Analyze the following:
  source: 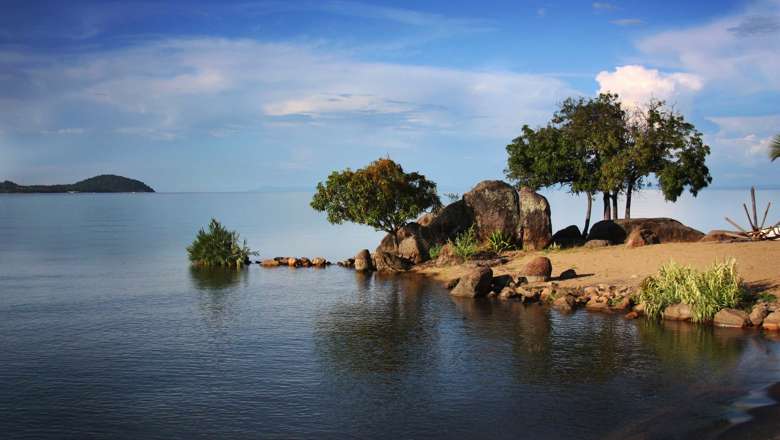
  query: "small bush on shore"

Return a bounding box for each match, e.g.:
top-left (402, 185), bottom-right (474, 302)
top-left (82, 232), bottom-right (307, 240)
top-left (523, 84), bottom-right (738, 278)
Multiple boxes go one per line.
top-left (187, 219), bottom-right (257, 269)
top-left (638, 259), bottom-right (746, 322)
top-left (451, 225), bottom-right (478, 259)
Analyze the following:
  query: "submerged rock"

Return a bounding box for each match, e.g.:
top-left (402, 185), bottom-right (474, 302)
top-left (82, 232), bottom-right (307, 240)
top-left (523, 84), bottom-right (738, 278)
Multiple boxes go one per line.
top-left (663, 303), bottom-right (693, 321)
top-left (354, 249), bottom-right (374, 271)
top-left (450, 267), bottom-right (493, 298)
top-left (714, 308), bottom-right (750, 328)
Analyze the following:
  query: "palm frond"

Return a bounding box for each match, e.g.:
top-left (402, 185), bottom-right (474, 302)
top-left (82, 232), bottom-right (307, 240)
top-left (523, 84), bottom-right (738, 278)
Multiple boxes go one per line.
top-left (771, 134), bottom-right (780, 162)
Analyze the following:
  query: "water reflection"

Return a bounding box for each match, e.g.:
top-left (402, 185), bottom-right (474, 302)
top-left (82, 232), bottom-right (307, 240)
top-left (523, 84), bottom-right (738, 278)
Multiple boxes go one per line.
top-left (188, 267), bottom-right (248, 290)
top-left (315, 273), bottom-right (438, 375)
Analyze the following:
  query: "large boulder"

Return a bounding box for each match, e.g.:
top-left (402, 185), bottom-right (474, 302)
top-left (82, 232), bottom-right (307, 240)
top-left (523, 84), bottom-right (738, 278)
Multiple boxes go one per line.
top-left (518, 187), bottom-right (552, 250)
top-left (450, 267), bottom-right (493, 298)
top-left (425, 199), bottom-right (474, 244)
top-left (763, 311), bottom-right (780, 331)
top-left (373, 250), bottom-right (413, 273)
top-left (625, 228), bottom-right (660, 248)
top-left (522, 256), bottom-right (552, 282)
top-left (354, 249), bottom-right (374, 271)
top-left (376, 223), bottom-right (430, 264)
top-left (588, 218), bottom-right (704, 244)
top-left (463, 180), bottom-right (522, 243)
top-left (663, 303), bottom-right (692, 321)
top-left (551, 225), bottom-right (584, 248)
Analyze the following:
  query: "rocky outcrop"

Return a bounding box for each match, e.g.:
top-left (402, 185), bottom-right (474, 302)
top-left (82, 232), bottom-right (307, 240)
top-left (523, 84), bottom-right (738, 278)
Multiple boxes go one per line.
top-left (522, 256), bottom-right (552, 282)
top-left (518, 187), bottom-right (552, 250)
top-left (551, 225), bottom-right (584, 248)
top-left (713, 308), bottom-right (749, 328)
top-left (373, 251), bottom-right (413, 272)
top-left (450, 267), bottom-right (493, 298)
top-left (625, 228), bottom-right (660, 248)
top-left (588, 218), bottom-right (704, 244)
top-left (376, 223), bottom-right (429, 264)
top-left (354, 249), bottom-right (374, 271)
top-left (462, 180), bottom-right (522, 243)
top-left (700, 230), bottom-right (749, 243)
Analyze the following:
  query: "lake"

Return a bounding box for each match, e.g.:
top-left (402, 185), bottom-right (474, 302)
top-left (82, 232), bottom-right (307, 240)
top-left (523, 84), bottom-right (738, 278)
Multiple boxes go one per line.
top-left (1, 190), bottom-right (779, 439)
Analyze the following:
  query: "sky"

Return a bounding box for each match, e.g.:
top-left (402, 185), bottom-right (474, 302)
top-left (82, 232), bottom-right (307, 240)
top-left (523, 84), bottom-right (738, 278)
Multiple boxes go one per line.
top-left (0, 0), bottom-right (778, 192)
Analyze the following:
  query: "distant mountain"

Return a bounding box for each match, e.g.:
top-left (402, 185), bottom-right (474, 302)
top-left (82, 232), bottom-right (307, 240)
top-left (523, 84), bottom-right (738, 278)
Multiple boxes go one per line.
top-left (0, 175), bottom-right (155, 193)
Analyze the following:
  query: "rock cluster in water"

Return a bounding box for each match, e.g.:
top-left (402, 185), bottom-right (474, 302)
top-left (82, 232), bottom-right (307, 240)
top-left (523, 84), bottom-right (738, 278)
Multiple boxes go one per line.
top-left (258, 257), bottom-right (331, 268)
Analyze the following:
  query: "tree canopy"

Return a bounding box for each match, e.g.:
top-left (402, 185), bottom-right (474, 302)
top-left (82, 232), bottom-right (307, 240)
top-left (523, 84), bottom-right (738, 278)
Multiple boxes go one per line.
top-left (311, 158), bottom-right (441, 236)
top-left (506, 93), bottom-right (712, 230)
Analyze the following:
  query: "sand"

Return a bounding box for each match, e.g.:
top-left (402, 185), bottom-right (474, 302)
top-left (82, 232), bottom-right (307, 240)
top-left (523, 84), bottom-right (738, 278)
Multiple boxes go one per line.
top-left (413, 240), bottom-right (780, 295)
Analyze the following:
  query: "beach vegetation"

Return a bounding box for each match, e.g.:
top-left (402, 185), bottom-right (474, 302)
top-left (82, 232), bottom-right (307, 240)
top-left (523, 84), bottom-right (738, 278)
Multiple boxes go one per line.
top-left (451, 225), bottom-right (478, 259)
top-left (637, 259), bottom-right (746, 322)
top-left (487, 230), bottom-right (514, 253)
top-left (187, 219), bottom-right (256, 269)
top-left (311, 158), bottom-right (440, 238)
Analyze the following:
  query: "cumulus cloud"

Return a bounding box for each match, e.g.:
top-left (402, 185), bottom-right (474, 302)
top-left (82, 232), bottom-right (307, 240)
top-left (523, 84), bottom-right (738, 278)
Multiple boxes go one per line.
top-left (636, 0), bottom-right (780, 93)
top-left (595, 65), bottom-right (703, 108)
top-left (706, 114), bottom-right (780, 162)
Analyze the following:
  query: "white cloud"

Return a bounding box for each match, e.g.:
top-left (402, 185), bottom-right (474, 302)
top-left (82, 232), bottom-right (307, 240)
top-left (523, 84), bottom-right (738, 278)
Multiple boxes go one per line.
top-left (596, 65), bottom-right (703, 108)
top-left (592, 2), bottom-right (617, 11)
top-left (706, 114), bottom-right (780, 162)
top-left (0, 38), bottom-right (575, 141)
top-left (636, 0), bottom-right (780, 93)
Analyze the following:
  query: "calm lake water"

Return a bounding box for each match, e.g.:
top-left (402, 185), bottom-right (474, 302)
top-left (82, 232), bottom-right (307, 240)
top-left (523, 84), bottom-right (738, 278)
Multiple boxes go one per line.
top-left (1, 190), bottom-right (779, 439)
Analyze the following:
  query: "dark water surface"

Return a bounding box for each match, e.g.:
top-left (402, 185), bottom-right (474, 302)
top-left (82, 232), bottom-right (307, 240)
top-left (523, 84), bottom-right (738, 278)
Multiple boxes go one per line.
top-left (1, 193), bottom-right (779, 439)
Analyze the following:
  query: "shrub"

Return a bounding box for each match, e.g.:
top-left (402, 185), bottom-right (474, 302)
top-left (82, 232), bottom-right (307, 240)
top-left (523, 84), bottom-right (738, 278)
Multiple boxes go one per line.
top-left (637, 259), bottom-right (746, 322)
top-left (187, 219), bottom-right (257, 269)
top-left (428, 243), bottom-right (443, 260)
top-left (487, 230), bottom-right (513, 253)
top-left (451, 225), bottom-right (478, 259)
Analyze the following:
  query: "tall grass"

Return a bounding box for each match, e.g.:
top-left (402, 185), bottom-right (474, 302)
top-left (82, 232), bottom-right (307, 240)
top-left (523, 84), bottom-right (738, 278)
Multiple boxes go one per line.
top-left (637, 259), bottom-right (746, 322)
top-left (451, 225), bottom-right (478, 259)
top-left (187, 218), bottom-right (257, 269)
top-left (487, 230), bottom-right (514, 253)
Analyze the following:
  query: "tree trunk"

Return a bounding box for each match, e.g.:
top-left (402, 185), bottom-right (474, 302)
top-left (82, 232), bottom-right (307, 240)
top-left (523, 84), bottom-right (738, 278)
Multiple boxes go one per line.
top-left (611, 192), bottom-right (619, 220)
top-left (603, 192), bottom-right (612, 220)
top-left (583, 191), bottom-right (592, 236)
top-left (625, 181), bottom-right (633, 219)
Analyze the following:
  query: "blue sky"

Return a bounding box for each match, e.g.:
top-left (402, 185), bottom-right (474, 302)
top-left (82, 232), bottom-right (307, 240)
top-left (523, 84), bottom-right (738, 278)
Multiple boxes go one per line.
top-left (1, 0), bottom-right (778, 191)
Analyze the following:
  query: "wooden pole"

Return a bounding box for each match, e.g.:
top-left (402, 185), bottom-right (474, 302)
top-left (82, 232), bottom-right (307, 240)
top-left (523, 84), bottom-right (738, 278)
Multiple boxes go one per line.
top-left (726, 217), bottom-right (750, 235)
top-left (743, 204), bottom-right (756, 230)
top-left (751, 187), bottom-right (758, 230)
top-left (759, 202), bottom-right (771, 230)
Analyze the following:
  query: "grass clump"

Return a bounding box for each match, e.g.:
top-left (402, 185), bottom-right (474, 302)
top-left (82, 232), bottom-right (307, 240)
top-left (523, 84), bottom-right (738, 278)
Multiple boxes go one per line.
top-left (637, 259), bottom-right (746, 323)
top-left (487, 230), bottom-right (514, 253)
top-left (187, 218), bottom-right (257, 269)
top-left (428, 243), bottom-right (443, 260)
top-left (451, 225), bottom-right (478, 259)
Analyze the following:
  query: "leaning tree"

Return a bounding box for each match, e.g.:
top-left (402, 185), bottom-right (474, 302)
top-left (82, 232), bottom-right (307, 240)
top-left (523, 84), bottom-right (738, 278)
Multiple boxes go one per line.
top-left (310, 158), bottom-right (440, 242)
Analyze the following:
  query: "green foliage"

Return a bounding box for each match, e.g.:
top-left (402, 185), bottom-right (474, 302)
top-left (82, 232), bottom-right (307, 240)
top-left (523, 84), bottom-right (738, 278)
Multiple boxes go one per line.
top-left (187, 219), bottom-right (256, 269)
top-left (310, 158), bottom-right (440, 235)
top-left (487, 230), bottom-right (514, 253)
top-left (637, 259), bottom-right (746, 323)
top-left (771, 134), bottom-right (780, 162)
top-left (428, 243), bottom-right (443, 260)
top-left (451, 225), bottom-right (478, 259)
top-left (757, 292), bottom-right (777, 303)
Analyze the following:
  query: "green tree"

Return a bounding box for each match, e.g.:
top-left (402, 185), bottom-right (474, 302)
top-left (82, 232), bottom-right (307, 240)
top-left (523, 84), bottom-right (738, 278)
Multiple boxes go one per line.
top-left (311, 158), bottom-right (440, 240)
top-left (771, 134), bottom-right (780, 162)
top-left (187, 219), bottom-right (256, 269)
top-left (506, 94), bottom-right (625, 234)
top-left (603, 100), bottom-right (712, 218)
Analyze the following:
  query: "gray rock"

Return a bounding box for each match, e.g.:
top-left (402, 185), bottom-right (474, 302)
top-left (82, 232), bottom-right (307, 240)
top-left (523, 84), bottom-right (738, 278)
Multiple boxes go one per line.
top-left (451, 267), bottom-right (494, 298)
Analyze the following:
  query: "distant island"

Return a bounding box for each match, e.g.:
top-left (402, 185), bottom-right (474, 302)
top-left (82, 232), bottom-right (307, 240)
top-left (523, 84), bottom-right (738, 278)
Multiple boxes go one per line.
top-left (0, 175), bottom-right (155, 193)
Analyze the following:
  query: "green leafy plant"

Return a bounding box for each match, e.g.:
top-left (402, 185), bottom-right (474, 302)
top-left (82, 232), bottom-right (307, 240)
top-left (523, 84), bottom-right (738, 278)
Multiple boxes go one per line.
top-left (757, 292), bottom-right (778, 303)
top-left (637, 259), bottom-right (746, 322)
top-left (428, 243), bottom-right (443, 260)
top-left (487, 230), bottom-right (514, 253)
top-left (451, 225), bottom-right (478, 259)
top-left (187, 219), bottom-right (257, 269)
